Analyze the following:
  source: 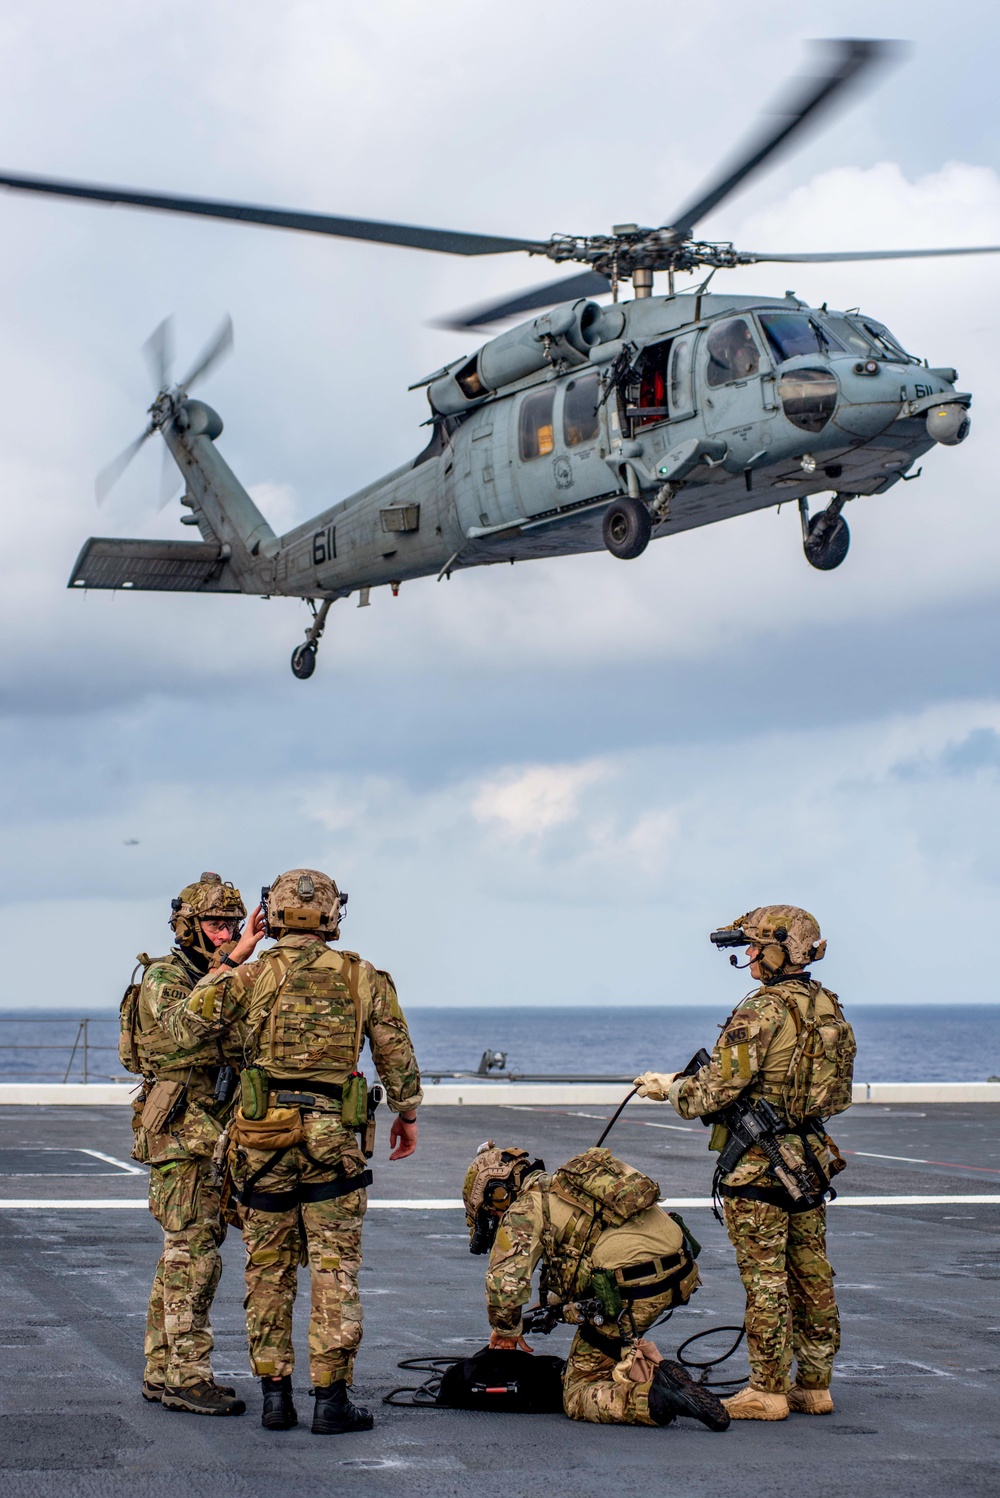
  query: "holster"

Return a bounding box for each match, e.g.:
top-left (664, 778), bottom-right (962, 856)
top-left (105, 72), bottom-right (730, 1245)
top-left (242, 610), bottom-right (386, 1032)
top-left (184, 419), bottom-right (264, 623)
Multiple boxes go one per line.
top-left (141, 1079), bottom-right (186, 1135)
top-left (229, 1106), bottom-right (305, 1151)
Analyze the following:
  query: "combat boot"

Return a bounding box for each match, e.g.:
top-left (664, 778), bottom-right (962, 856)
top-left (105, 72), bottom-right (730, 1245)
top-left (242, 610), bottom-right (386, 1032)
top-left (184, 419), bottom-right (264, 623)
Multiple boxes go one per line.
top-left (312, 1379), bottom-right (374, 1435)
top-left (144, 1377), bottom-right (235, 1403)
top-left (722, 1385), bottom-right (789, 1421)
top-left (648, 1361), bottom-right (730, 1432)
top-left (788, 1384), bottom-right (834, 1415)
top-left (162, 1379), bottom-right (246, 1416)
top-left (261, 1375), bottom-right (298, 1430)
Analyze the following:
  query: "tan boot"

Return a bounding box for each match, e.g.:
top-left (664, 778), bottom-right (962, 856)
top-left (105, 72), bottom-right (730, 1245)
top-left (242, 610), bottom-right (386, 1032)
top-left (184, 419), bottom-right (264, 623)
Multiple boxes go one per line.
top-left (721, 1385), bottom-right (789, 1421)
top-left (788, 1385), bottom-right (834, 1415)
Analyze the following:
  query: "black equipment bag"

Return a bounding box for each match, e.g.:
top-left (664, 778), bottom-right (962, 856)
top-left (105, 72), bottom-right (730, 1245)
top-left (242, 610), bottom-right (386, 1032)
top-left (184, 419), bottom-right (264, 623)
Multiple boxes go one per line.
top-left (384, 1346), bottom-right (565, 1413)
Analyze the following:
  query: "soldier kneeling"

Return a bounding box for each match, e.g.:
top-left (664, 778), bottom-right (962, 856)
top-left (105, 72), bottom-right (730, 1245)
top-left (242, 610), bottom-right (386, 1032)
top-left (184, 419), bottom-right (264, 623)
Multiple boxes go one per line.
top-left (462, 1143), bottom-right (729, 1431)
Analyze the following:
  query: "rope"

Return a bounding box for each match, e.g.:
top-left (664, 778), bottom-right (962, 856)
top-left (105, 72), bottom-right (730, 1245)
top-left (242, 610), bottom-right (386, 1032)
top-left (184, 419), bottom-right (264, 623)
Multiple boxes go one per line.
top-left (673, 1323), bottom-right (747, 1388)
top-left (595, 1086), bottom-right (638, 1147)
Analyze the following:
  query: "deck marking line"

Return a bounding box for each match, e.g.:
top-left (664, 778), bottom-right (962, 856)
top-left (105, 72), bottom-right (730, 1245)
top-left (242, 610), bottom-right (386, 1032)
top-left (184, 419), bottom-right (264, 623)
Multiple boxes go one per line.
top-left (3, 1194), bottom-right (1000, 1211)
top-left (78, 1148), bottom-right (145, 1175)
top-left (844, 1150), bottom-right (1000, 1175)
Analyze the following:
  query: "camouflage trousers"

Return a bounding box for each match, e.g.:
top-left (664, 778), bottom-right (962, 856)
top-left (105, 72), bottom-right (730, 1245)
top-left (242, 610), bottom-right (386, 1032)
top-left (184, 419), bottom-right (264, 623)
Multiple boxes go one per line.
top-left (144, 1157), bottom-right (225, 1389)
top-left (562, 1282), bottom-right (679, 1425)
top-left (723, 1196), bottom-right (840, 1393)
top-left (237, 1117), bottom-right (369, 1387)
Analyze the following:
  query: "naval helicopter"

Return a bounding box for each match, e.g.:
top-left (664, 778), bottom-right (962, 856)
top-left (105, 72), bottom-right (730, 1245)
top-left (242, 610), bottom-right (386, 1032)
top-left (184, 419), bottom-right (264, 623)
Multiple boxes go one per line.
top-left (2, 38), bottom-right (993, 678)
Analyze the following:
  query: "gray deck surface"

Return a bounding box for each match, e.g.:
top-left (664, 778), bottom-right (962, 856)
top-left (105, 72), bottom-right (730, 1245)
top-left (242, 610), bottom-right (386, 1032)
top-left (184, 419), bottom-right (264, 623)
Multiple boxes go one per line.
top-left (0, 1101), bottom-right (997, 1497)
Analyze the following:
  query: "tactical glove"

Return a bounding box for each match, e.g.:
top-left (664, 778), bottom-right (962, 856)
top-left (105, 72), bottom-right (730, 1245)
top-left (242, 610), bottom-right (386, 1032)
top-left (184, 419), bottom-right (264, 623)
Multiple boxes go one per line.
top-left (633, 1071), bottom-right (678, 1101)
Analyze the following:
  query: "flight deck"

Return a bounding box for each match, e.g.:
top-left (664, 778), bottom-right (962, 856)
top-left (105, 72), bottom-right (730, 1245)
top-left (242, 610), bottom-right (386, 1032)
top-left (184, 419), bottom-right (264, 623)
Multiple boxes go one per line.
top-left (0, 1100), bottom-right (997, 1497)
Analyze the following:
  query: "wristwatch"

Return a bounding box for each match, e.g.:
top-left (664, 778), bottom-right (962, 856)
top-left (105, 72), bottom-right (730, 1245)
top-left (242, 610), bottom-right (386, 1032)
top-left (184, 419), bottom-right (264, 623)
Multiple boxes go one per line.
top-left (398, 1111), bottom-right (417, 1124)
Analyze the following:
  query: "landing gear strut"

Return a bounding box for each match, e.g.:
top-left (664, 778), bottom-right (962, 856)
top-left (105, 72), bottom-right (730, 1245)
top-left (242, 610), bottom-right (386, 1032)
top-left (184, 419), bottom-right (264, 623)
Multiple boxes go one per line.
top-left (291, 597), bottom-right (333, 679)
top-left (800, 495), bottom-right (851, 571)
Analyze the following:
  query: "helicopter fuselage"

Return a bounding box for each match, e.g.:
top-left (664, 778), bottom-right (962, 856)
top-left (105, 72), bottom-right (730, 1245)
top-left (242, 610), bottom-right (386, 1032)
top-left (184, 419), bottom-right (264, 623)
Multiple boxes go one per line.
top-left (69, 288), bottom-right (970, 630)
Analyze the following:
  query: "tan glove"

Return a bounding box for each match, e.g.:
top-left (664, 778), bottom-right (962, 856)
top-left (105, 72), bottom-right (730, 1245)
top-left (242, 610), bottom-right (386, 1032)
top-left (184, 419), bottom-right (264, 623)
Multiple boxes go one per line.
top-left (633, 1070), bottom-right (678, 1101)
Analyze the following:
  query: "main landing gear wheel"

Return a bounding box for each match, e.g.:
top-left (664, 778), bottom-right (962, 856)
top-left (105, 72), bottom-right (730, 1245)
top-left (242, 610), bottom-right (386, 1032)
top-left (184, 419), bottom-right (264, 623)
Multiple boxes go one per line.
top-left (800, 496), bottom-right (851, 571)
top-left (603, 496), bottom-right (652, 560)
top-left (291, 643), bottom-right (317, 679)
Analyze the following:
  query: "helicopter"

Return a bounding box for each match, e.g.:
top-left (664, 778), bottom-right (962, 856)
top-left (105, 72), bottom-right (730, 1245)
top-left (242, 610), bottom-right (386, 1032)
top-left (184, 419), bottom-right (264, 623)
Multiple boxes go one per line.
top-left (2, 38), bottom-right (993, 678)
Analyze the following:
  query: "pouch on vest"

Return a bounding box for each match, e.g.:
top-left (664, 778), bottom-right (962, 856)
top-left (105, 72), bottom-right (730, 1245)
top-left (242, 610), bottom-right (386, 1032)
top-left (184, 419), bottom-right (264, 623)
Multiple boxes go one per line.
top-left (551, 1148), bottom-right (660, 1227)
top-left (118, 954), bottom-right (152, 1074)
top-left (141, 1079), bottom-right (186, 1134)
top-left (341, 1071), bottom-right (367, 1129)
top-left (438, 1348), bottom-right (565, 1413)
top-left (240, 1066), bottom-right (270, 1121)
top-left (668, 1210), bottom-right (702, 1260)
top-left (229, 1106), bottom-right (305, 1151)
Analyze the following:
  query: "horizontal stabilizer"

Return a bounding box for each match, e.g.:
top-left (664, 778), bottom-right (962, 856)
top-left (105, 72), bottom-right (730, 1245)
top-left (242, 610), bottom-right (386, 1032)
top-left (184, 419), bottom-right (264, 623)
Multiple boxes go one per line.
top-left (67, 537), bottom-right (240, 592)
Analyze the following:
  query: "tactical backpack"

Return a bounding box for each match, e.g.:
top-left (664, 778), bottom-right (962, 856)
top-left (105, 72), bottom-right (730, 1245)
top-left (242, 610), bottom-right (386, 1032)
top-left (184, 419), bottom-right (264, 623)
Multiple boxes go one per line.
top-left (118, 954), bottom-right (152, 1075)
top-left (775, 981), bottom-right (856, 1122)
top-left (550, 1148), bottom-right (661, 1226)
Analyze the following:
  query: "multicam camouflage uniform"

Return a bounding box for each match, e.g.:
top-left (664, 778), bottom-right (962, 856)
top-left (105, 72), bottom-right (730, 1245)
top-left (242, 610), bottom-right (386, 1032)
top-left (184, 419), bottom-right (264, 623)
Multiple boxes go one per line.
top-left (132, 946), bottom-right (243, 1393)
top-left (668, 972), bottom-right (850, 1393)
top-left (165, 934), bottom-right (422, 1389)
top-left (485, 1166), bottom-right (699, 1424)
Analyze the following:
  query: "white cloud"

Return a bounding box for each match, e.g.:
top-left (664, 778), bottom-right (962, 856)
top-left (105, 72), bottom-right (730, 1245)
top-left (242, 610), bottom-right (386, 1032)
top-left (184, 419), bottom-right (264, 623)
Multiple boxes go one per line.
top-left (472, 761), bottom-right (607, 839)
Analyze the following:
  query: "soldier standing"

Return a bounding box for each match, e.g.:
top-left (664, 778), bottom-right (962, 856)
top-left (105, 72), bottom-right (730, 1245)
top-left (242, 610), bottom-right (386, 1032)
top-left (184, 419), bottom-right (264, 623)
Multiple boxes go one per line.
top-left (635, 906), bottom-right (856, 1421)
top-left (121, 873), bottom-right (251, 1415)
top-left (164, 868), bottom-right (422, 1436)
top-left (462, 1143), bottom-right (729, 1431)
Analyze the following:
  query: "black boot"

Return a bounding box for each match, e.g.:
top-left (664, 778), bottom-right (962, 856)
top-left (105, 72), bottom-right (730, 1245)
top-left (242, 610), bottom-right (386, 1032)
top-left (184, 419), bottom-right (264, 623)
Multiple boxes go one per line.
top-left (312, 1379), bottom-right (374, 1435)
top-left (648, 1361), bottom-right (730, 1432)
top-left (261, 1375), bottom-right (298, 1431)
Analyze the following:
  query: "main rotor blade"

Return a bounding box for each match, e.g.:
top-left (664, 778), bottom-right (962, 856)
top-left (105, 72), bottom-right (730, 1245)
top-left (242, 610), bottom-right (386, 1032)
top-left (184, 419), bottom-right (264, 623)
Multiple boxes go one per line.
top-left (666, 38), bottom-right (901, 238)
top-left (178, 314), bottom-right (234, 391)
top-left (142, 315), bottom-right (174, 393)
top-left (741, 244), bottom-right (1000, 263)
top-left (0, 170), bottom-right (543, 257)
top-left (95, 428), bottom-right (152, 505)
top-left (437, 270), bottom-right (612, 329)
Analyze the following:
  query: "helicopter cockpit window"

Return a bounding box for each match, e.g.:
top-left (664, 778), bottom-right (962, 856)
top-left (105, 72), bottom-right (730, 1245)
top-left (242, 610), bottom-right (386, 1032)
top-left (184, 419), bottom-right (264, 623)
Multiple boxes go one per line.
top-left (519, 388), bottom-right (556, 460)
top-left (822, 316), bottom-right (874, 359)
top-left (563, 373), bottom-right (601, 446)
top-left (705, 319), bottom-right (760, 387)
top-left (757, 312), bottom-right (846, 363)
top-left (861, 319), bottom-right (918, 363)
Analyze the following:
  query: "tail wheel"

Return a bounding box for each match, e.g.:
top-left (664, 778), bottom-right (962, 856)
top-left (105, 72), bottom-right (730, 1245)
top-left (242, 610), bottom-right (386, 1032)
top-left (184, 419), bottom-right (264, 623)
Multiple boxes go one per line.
top-left (804, 512), bottom-right (850, 571)
top-left (603, 496), bottom-right (652, 560)
top-left (291, 643), bottom-right (317, 679)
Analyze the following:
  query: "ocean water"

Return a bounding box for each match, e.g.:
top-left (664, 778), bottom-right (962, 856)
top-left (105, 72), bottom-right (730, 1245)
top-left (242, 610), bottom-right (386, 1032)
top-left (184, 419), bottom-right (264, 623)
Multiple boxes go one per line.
top-left (1, 1005), bottom-right (998, 1084)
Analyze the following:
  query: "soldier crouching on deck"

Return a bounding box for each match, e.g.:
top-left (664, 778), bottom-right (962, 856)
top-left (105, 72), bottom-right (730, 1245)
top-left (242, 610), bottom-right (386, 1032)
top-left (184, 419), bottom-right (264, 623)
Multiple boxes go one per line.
top-left (119, 873), bottom-right (249, 1415)
top-left (635, 906), bottom-right (857, 1421)
top-left (462, 1143), bottom-right (730, 1431)
top-left (162, 868), bottom-right (422, 1436)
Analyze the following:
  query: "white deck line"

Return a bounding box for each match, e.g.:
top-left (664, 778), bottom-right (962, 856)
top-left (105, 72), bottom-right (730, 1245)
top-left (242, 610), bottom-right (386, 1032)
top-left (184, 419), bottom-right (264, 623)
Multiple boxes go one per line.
top-left (2, 1194), bottom-right (999, 1211)
top-left (2, 1081), bottom-right (1000, 1106)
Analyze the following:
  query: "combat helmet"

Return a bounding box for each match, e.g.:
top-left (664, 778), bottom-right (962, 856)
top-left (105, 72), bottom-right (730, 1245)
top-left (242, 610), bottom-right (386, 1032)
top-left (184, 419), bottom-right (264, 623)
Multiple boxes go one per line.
top-left (170, 872), bottom-right (246, 965)
top-left (462, 1141), bottom-right (543, 1255)
top-left (263, 868), bottom-right (346, 940)
top-left (710, 905), bottom-right (826, 979)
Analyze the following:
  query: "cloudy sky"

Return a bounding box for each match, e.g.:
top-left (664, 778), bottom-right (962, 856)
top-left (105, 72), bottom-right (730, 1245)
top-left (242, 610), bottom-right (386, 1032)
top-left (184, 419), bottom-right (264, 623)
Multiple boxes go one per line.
top-left (2, 0), bottom-right (999, 1012)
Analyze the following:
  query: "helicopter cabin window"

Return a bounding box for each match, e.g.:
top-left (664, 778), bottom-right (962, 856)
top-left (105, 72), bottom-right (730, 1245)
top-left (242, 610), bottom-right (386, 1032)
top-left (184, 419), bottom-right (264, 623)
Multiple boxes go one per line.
top-left (757, 312), bottom-right (846, 364)
top-left (563, 374), bottom-right (601, 446)
top-left (705, 319), bottom-right (760, 387)
top-left (519, 388), bottom-right (556, 460)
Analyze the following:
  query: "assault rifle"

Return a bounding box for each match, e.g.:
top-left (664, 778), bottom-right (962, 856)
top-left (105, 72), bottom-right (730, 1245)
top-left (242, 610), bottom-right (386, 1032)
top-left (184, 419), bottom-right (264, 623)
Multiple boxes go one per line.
top-left (681, 1048), bottom-right (827, 1209)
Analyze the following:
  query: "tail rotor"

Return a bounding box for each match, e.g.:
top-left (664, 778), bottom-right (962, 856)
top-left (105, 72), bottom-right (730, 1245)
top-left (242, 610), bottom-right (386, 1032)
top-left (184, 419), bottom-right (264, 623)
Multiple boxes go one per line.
top-left (95, 314), bottom-right (234, 506)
